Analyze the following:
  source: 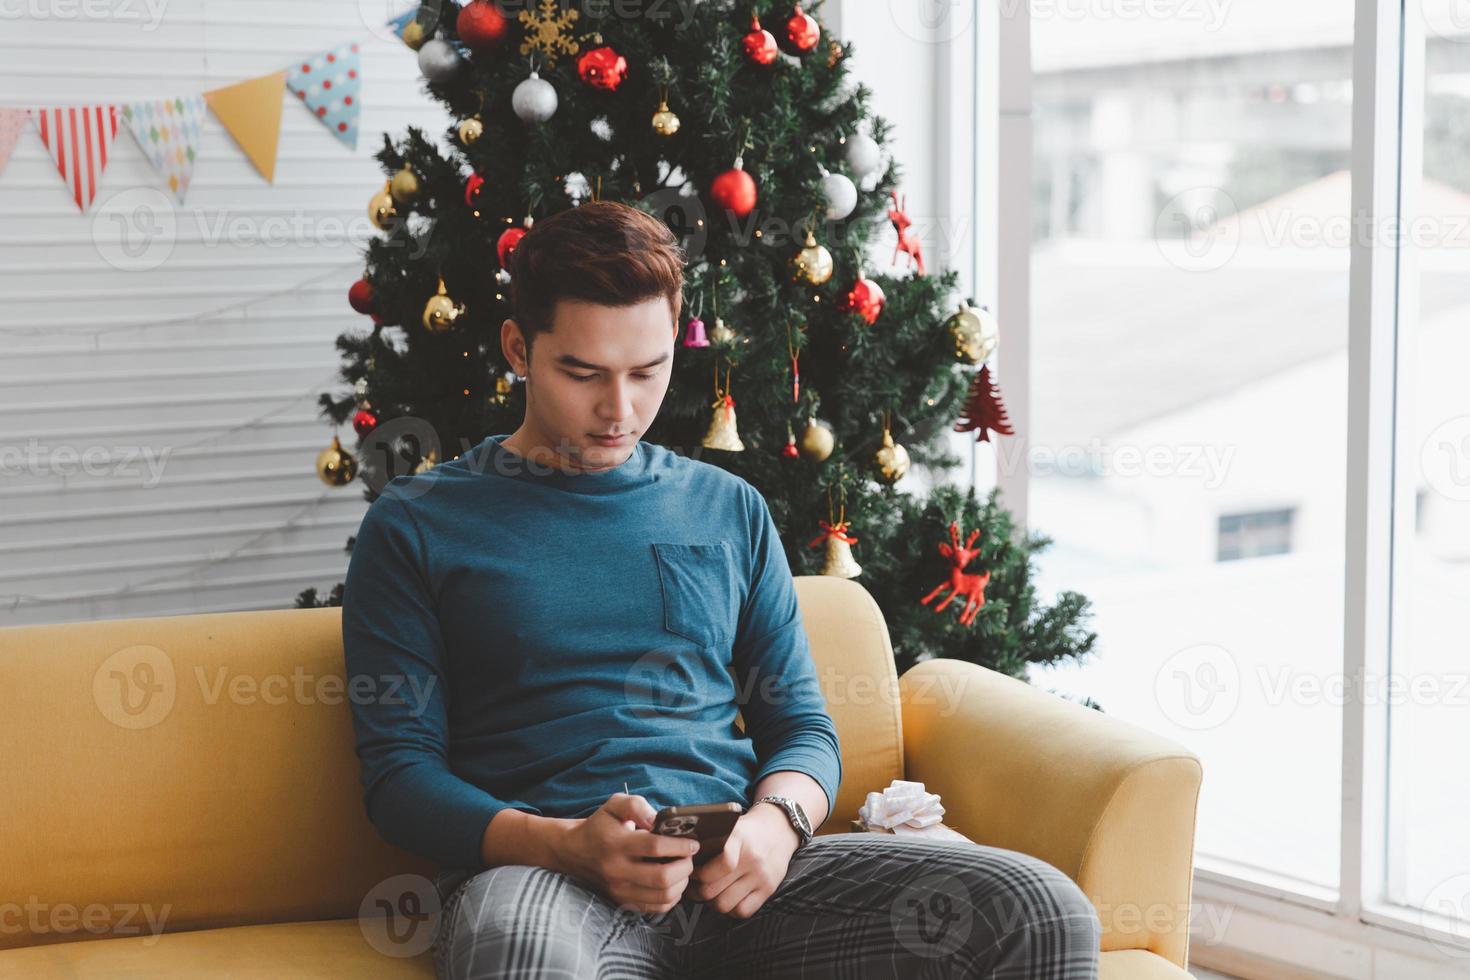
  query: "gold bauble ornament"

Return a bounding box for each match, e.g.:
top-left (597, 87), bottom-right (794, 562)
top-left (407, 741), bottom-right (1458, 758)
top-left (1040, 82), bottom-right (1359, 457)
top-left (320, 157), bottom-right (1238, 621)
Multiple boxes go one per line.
top-left (369, 180), bottom-right (398, 230)
top-left (316, 435), bottom-right (357, 486)
top-left (945, 301), bottom-right (1000, 365)
top-left (413, 448), bottom-right (440, 474)
top-left (701, 393), bottom-right (745, 451)
top-left (402, 19), bottom-right (428, 50)
top-left (651, 99), bottom-right (681, 137)
top-left (791, 229), bottom-right (834, 285)
top-left (708, 316), bottom-right (735, 345)
top-left (390, 166), bottom-right (421, 204)
top-left (422, 276), bottom-right (466, 332)
top-left (458, 115), bottom-right (484, 145)
top-left (873, 426), bottom-right (910, 484)
top-left (490, 375), bottom-right (513, 406)
top-left (798, 416), bottom-right (834, 461)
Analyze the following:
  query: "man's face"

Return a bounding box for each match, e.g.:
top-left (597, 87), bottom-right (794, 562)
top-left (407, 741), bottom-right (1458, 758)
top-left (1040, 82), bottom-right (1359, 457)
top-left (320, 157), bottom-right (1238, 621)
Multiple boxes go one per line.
top-left (503, 295), bottom-right (678, 473)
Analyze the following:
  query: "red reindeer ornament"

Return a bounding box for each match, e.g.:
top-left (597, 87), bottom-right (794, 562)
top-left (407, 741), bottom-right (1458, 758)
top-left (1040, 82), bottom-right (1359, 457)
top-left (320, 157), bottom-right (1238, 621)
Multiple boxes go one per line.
top-left (888, 190), bottom-right (925, 276)
top-left (919, 521), bottom-right (991, 626)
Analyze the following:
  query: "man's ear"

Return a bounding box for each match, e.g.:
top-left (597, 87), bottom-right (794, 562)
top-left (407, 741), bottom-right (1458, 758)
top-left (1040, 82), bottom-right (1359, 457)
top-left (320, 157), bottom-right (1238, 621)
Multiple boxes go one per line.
top-left (502, 317), bottom-right (529, 375)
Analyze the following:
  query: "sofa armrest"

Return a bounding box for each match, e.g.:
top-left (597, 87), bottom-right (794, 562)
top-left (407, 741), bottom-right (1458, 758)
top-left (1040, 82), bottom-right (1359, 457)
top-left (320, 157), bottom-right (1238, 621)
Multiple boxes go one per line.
top-left (898, 658), bottom-right (1203, 970)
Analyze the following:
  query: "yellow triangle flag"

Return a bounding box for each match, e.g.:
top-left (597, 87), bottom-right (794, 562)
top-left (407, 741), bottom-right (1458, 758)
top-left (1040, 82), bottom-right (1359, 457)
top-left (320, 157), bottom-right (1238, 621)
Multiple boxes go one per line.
top-left (204, 71), bottom-right (286, 183)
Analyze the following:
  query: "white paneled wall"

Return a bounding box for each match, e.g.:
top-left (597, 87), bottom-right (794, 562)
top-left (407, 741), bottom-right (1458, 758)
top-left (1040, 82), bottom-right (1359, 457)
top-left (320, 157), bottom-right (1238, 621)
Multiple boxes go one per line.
top-left (0, 0), bottom-right (450, 626)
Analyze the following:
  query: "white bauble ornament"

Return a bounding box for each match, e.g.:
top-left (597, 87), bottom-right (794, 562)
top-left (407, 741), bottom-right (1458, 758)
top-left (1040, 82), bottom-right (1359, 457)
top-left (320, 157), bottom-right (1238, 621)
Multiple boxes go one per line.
top-left (845, 132), bottom-right (881, 178)
top-left (513, 71), bottom-right (558, 123)
top-left (822, 171), bottom-right (858, 220)
top-left (417, 39), bottom-right (464, 82)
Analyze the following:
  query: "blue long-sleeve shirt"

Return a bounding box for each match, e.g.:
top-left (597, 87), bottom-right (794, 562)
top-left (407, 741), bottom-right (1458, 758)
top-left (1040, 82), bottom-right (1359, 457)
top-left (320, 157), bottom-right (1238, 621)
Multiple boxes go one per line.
top-left (341, 433), bottom-right (842, 871)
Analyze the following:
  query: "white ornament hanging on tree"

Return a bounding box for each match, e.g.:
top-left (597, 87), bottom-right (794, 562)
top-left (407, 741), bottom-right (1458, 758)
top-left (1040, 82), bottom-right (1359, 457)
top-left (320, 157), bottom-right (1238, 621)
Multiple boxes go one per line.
top-left (821, 169), bottom-right (858, 220)
top-left (417, 39), bottom-right (464, 82)
top-left (845, 132), bottom-right (881, 179)
top-left (513, 71), bottom-right (558, 123)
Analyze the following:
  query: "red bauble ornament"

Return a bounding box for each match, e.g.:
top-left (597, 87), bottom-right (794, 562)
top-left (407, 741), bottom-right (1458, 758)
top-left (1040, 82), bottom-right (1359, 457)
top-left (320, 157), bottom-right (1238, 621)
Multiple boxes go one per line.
top-left (782, 432), bottom-right (800, 459)
top-left (456, 1), bottom-right (509, 52)
top-left (352, 407), bottom-right (379, 437)
top-left (742, 14), bottom-right (779, 65)
top-left (464, 172), bottom-right (485, 212)
top-left (710, 162), bottom-right (757, 218)
top-left (784, 5), bottom-right (820, 53)
top-left (840, 275), bottom-right (886, 324)
top-left (577, 45), bottom-right (628, 91)
top-left (348, 278), bottom-right (375, 315)
top-left (370, 311), bottom-right (385, 326)
top-left (497, 225), bottom-right (527, 267)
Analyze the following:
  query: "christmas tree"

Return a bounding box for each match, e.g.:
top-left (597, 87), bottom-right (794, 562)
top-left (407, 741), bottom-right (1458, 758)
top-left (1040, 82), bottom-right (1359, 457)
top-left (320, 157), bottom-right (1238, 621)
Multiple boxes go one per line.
top-left (299, 0), bottom-right (1096, 680)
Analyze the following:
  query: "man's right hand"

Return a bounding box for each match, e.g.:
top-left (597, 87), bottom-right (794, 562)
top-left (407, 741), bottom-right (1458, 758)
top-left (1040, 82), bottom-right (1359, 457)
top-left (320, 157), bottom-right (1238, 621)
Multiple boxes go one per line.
top-left (554, 792), bottom-right (700, 915)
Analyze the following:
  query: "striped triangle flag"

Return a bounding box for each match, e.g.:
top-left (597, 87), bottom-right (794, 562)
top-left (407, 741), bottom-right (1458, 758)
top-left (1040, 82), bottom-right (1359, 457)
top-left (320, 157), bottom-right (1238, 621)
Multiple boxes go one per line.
top-left (0, 108), bottom-right (29, 179)
top-left (33, 105), bottom-right (119, 212)
top-left (286, 42), bottom-right (362, 150)
top-left (122, 95), bottom-right (207, 203)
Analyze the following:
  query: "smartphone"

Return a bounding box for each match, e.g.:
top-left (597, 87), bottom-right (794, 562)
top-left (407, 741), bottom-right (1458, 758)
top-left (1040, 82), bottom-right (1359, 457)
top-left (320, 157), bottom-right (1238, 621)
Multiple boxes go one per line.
top-left (645, 802), bottom-right (744, 864)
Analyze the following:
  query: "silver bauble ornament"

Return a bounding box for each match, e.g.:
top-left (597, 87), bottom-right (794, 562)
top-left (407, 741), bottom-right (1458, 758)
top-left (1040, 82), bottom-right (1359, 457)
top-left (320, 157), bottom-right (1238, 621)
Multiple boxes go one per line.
top-left (417, 38), bottom-right (464, 83)
top-left (513, 71), bottom-right (558, 123)
top-left (822, 171), bottom-right (858, 220)
top-left (845, 132), bottom-right (881, 178)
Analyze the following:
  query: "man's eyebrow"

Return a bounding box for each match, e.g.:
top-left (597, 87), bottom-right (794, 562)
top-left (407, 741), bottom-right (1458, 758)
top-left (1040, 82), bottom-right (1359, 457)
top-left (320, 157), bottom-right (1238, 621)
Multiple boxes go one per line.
top-left (554, 352), bottom-right (671, 371)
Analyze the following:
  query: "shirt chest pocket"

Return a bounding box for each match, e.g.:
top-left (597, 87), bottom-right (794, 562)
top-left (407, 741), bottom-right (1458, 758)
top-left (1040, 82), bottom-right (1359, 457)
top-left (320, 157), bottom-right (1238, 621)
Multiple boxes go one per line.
top-left (652, 541), bottom-right (739, 650)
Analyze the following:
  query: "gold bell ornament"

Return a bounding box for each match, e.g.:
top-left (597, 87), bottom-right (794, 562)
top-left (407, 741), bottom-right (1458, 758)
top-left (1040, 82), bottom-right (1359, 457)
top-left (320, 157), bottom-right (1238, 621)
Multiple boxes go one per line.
top-left (873, 411), bottom-right (910, 484)
top-left (945, 300), bottom-right (999, 366)
top-left (316, 435), bottom-right (358, 486)
top-left (701, 363), bottom-right (745, 452)
top-left (651, 86), bottom-right (680, 136)
top-left (458, 92), bottom-right (486, 145)
top-left (489, 373), bottom-right (514, 406)
top-left (422, 276), bottom-right (466, 332)
top-left (807, 504), bottom-right (862, 579)
top-left (798, 415), bottom-right (834, 461)
top-left (390, 165), bottom-right (421, 204)
top-left (368, 180), bottom-right (398, 230)
top-left (791, 227), bottom-right (834, 285)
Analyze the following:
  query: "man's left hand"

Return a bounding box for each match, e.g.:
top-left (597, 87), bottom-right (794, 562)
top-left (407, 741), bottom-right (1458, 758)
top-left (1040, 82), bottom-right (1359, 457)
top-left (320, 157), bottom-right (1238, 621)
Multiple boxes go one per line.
top-left (688, 803), bottom-right (800, 918)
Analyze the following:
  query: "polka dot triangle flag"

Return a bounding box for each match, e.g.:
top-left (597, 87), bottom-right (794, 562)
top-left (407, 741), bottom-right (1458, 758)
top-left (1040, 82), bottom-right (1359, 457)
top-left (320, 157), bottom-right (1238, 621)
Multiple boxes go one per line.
top-left (0, 108), bottom-right (29, 179)
top-left (33, 105), bottom-right (120, 213)
top-left (286, 42), bottom-right (361, 151)
top-left (121, 95), bottom-right (206, 203)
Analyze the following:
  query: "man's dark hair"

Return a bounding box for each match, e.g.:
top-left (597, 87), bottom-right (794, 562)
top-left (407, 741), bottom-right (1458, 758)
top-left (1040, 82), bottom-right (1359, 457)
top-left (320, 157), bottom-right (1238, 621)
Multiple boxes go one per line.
top-left (508, 200), bottom-right (686, 360)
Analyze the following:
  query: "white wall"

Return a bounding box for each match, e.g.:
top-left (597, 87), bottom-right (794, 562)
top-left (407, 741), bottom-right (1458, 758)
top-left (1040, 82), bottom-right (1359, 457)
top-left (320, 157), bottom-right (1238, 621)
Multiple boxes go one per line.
top-left (0, 1), bottom-right (958, 627)
top-left (0, 0), bottom-right (451, 627)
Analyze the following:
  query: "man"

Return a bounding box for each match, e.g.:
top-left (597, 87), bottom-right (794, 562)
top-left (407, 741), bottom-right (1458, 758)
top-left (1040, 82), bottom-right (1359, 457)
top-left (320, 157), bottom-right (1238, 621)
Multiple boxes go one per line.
top-left (342, 201), bottom-right (1100, 978)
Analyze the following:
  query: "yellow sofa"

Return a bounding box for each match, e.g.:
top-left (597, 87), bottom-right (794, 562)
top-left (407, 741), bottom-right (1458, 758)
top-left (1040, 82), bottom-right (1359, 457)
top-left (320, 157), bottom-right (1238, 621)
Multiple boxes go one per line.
top-left (0, 575), bottom-right (1201, 978)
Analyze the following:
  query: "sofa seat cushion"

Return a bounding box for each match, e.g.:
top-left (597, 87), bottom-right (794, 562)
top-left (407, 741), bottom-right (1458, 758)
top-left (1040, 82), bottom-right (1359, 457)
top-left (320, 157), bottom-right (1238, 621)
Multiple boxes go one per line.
top-left (1100, 948), bottom-right (1197, 979)
top-left (0, 918), bottom-right (434, 979)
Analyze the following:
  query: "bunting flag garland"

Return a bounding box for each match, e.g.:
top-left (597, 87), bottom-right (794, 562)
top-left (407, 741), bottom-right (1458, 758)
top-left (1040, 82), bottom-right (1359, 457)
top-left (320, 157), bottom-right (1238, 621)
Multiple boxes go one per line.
top-left (33, 105), bottom-right (120, 212)
top-left (121, 96), bottom-right (206, 203)
top-left (386, 8), bottom-right (416, 38)
top-left (204, 71), bottom-right (287, 183)
top-left (287, 42), bottom-right (363, 150)
top-left (0, 108), bottom-right (28, 179)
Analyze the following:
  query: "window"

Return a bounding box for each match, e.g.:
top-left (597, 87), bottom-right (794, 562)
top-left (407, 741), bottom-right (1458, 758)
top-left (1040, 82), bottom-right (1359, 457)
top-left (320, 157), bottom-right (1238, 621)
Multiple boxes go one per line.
top-left (1217, 508), bottom-right (1295, 562)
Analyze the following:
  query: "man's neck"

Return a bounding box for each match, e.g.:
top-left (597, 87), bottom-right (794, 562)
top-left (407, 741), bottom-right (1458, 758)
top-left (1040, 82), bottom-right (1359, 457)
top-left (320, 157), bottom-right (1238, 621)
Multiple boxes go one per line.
top-left (501, 426), bottom-right (628, 475)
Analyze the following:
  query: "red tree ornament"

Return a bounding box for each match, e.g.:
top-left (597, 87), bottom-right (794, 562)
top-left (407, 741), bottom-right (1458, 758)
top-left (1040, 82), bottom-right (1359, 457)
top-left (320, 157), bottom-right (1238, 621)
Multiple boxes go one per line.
top-left (577, 45), bottom-right (628, 90)
top-left (784, 5), bottom-right (820, 53)
top-left (840, 275), bottom-right (885, 324)
top-left (710, 161), bottom-right (757, 217)
top-left (954, 364), bottom-right (1015, 443)
top-left (348, 278), bottom-right (375, 315)
top-left (352, 407), bottom-right (379, 437)
top-left (464, 172), bottom-right (485, 215)
top-left (456, 1), bottom-right (509, 52)
top-left (496, 226), bottom-right (526, 267)
top-left (919, 522), bottom-right (991, 627)
top-left (888, 190), bottom-right (926, 275)
top-left (742, 14), bottom-right (779, 64)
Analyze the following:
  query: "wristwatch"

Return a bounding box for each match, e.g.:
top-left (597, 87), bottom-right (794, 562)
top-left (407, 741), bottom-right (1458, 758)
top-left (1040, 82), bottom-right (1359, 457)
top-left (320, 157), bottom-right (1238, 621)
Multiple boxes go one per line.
top-left (753, 795), bottom-right (813, 849)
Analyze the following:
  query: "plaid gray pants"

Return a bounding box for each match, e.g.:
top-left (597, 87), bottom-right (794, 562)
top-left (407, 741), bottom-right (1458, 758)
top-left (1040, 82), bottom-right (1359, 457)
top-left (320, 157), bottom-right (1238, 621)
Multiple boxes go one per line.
top-left (429, 833), bottom-right (1101, 979)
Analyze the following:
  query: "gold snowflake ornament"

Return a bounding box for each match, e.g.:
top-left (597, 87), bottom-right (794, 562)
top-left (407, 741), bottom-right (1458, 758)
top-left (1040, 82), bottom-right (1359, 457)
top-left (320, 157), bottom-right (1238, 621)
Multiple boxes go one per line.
top-left (519, 0), bottom-right (581, 67)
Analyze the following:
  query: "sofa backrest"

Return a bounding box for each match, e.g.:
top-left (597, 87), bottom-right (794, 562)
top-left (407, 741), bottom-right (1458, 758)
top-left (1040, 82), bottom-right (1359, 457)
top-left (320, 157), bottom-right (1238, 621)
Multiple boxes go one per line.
top-left (0, 575), bottom-right (901, 950)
